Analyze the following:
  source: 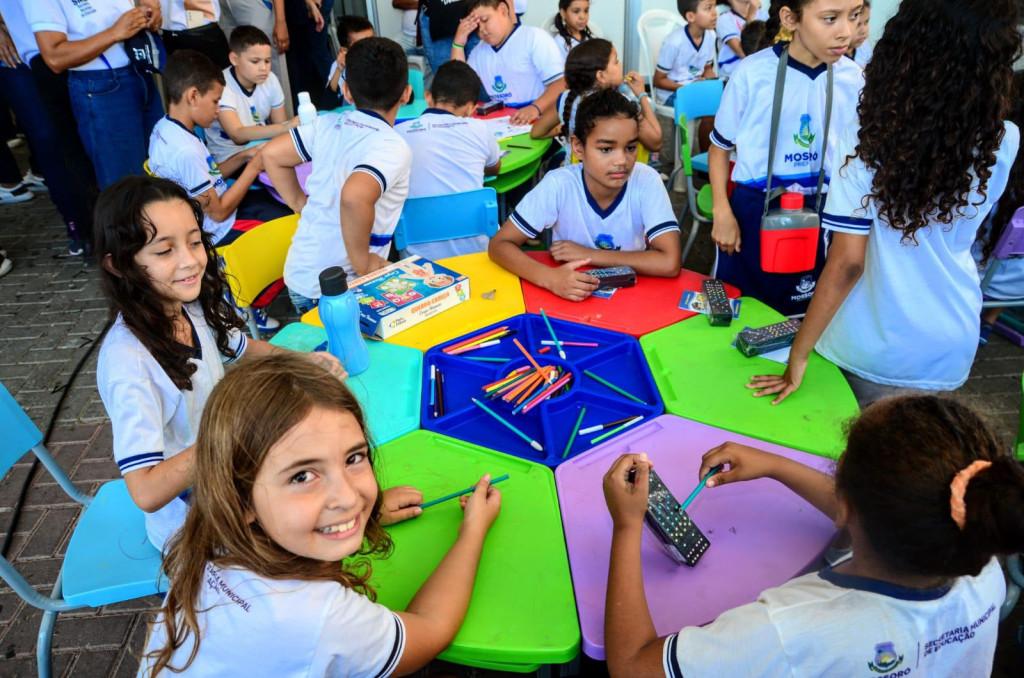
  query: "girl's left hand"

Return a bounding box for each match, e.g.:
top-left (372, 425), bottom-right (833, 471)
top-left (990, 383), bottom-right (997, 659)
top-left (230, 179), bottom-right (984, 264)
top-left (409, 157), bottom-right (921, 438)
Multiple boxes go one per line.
top-left (625, 71), bottom-right (645, 96)
top-left (381, 485), bottom-right (424, 525)
top-left (746, 353), bottom-right (808, 405)
top-left (511, 105), bottom-right (538, 125)
top-left (602, 453), bottom-right (653, 529)
top-left (305, 351), bottom-right (348, 381)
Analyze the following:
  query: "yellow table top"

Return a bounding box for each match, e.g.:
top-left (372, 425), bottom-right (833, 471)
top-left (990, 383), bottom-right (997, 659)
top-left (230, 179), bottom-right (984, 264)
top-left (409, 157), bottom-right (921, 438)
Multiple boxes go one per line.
top-left (301, 252), bottom-right (525, 352)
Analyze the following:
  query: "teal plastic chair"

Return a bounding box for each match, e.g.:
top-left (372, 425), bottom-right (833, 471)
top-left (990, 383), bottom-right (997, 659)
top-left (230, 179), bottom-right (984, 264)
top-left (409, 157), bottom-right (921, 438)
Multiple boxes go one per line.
top-left (667, 79), bottom-right (724, 265)
top-left (0, 383), bottom-right (165, 677)
top-left (393, 187), bottom-right (499, 254)
top-left (408, 69), bottom-right (425, 101)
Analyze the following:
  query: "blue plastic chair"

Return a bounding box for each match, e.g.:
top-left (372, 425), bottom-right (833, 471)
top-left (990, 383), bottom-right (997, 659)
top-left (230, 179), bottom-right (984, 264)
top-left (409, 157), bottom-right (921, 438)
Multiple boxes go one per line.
top-left (674, 79), bottom-right (723, 175)
top-left (393, 187), bottom-right (499, 255)
top-left (0, 383), bottom-right (165, 677)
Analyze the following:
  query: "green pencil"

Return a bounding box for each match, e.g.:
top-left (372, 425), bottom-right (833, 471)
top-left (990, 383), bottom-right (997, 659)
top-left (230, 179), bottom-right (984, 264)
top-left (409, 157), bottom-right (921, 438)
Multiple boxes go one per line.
top-left (420, 474), bottom-right (511, 508)
top-left (590, 416), bottom-right (644, 445)
top-left (562, 406), bottom-right (587, 458)
top-left (464, 356), bottom-right (511, 362)
top-left (583, 370), bottom-right (647, 404)
top-left (471, 398), bottom-right (544, 451)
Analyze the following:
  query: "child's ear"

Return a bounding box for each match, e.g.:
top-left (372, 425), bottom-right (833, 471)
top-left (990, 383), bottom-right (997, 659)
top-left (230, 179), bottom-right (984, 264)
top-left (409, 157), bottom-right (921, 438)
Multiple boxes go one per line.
top-left (186, 86), bottom-right (201, 107)
top-left (569, 134), bottom-right (585, 159)
top-left (834, 493), bottom-right (851, 531)
top-left (101, 253), bottom-right (122, 278)
top-left (401, 83), bottom-right (412, 107)
top-left (228, 51), bottom-right (239, 68)
top-left (341, 80), bottom-right (353, 105)
top-left (424, 91), bottom-right (434, 107)
top-left (779, 5), bottom-right (800, 32)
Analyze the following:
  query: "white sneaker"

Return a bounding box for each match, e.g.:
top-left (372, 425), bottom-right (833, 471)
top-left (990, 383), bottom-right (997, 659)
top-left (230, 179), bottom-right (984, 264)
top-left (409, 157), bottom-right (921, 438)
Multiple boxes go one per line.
top-left (253, 307), bottom-right (281, 332)
top-left (0, 184), bottom-right (33, 205)
top-left (21, 171), bottom-right (47, 193)
top-left (0, 251), bottom-right (11, 278)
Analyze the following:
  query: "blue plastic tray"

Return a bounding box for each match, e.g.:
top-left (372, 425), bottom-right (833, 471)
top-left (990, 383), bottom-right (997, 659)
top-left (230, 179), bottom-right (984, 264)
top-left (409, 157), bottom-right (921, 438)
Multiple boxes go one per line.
top-left (421, 313), bottom-right (663, 466)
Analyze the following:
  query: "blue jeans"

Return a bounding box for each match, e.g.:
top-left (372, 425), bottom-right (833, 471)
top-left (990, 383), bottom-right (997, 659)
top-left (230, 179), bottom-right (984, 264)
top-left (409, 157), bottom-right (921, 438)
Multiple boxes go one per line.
top-left (420, 9), bottom-right (480, 75)
top-left (67, 66), bottom-right (163, 189)
top-left (288, 288), bottom-right (319, 315)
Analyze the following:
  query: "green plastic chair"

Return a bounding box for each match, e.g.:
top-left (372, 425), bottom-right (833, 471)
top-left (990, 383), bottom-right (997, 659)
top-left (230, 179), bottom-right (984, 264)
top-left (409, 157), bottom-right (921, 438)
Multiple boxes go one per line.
top-left (1016, 372), bottom-right (1024, 460)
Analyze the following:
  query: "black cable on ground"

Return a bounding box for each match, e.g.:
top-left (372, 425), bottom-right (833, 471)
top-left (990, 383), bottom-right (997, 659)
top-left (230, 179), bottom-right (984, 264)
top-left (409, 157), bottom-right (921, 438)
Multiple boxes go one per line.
top-left (0, 319), bottom-right (113, 559)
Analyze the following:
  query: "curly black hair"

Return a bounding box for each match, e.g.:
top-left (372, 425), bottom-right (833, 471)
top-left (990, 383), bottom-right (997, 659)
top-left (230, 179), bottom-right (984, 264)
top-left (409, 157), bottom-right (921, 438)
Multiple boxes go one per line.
top-left (94, 176), bottom-right (246, 391)
top-left (853, 0), bottom-right (1020, 244)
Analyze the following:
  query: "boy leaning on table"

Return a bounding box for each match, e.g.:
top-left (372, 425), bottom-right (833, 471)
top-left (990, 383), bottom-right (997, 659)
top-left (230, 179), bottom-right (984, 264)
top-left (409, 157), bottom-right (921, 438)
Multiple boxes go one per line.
top-left (261, 37), bottom-right (413, 316)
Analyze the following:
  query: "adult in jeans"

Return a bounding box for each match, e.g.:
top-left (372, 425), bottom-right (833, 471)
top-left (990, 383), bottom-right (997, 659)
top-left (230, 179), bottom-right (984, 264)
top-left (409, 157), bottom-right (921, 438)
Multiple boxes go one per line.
top-left (27, 0), bottom-right (164, 190)
top-left (283, 0), bottom-right (331, 109)
top-left (0, 0), bottom-right (97, 253)
top-left (162, 0), bottom-right (231, 68)
top-left (419, 0), bottom-right (478, 74)
top-left (219, 0), bottom-right (293, 115)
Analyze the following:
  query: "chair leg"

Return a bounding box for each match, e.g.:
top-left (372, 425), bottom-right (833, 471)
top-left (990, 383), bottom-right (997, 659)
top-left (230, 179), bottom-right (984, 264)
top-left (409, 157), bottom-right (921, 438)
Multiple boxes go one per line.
top-left (681, 219), bottom-right (701, 268)
top-left (246, 314), bottom-right (262, 342)
top-left (36, 573), bottom-right (63, 678)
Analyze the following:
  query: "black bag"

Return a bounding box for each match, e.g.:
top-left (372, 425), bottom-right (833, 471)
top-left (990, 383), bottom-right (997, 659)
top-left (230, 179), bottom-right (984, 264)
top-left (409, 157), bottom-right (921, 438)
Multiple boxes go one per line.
top-left (124, 30), bottom-right (167, 75)
top-left (423, 0), bottom-right (467, 41)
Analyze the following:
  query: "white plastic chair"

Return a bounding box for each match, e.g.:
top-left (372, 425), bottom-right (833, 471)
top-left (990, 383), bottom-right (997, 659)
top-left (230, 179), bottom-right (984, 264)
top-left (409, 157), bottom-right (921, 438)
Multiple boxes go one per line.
top-left (637, 9), bottom-right (689, 189)
top-left (540, 14), bottom-right (604, 38)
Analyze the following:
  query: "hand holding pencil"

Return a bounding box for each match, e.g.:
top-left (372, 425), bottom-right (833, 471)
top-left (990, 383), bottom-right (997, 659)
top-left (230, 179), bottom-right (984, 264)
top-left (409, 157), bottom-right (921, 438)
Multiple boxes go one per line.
top-left (458, 473), bottom-right (502, 537)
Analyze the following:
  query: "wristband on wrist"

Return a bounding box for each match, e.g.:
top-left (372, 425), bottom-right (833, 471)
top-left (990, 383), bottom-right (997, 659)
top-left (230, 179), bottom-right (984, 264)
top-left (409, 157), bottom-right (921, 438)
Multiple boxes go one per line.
top-left (530, 103), bottom-right (542, 115)
top-left (452, 42), bottom-right (465, 49)
top-left (637, 92), bottom-right (650, 100)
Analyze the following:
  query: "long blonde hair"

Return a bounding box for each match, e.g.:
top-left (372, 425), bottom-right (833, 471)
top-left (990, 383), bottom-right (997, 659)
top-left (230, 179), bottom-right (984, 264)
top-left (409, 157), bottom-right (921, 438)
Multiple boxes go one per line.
top-left (144, 354), bottom-right (392, 675)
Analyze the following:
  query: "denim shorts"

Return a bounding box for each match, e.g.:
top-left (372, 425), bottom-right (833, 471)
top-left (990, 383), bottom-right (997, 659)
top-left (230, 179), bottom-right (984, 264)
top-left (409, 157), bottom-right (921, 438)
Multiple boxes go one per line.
top-left (288, 288), bottom-right (319, 315)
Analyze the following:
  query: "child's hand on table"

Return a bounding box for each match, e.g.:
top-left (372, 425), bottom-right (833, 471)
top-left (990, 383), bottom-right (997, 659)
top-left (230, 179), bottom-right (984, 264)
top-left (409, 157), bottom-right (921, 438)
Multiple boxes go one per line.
top-left (381, 485), bottom-right (424, 525)
top-left (699, 442), bottom-right (780, 488)
top-left (746, 354), bottom-right (808, 405)
top-left (550, 240), bottom-right (593, 264)
top-left (458, 473), bottom-right (502, 537)
top-left (510, 105), bottom-right (539, 126)
top-left (304, 351), bottom-right (347, 381)
top-left (602, 453), bottom-right (653, 529)
top-left (544, 258), bottom-right (600, 302)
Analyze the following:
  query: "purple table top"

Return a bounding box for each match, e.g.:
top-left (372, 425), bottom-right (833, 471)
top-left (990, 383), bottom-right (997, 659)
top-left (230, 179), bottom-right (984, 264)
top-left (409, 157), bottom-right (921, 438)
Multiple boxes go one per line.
top-left (259, 162), bottom-right (312, 203)
top-left (554, 414), bottom-right (836, 660)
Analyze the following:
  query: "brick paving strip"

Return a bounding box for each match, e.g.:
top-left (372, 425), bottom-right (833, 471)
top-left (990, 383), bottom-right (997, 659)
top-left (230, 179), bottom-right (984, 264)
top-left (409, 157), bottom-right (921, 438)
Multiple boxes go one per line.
top-left (1, 192), bottom-right (1022, 676)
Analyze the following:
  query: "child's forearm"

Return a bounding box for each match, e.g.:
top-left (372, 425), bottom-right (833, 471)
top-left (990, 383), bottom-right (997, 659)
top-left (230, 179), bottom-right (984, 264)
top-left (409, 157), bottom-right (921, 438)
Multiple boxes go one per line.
top-left (123, 445), bottom-right (195, 513)
top-left (653, 72), bottom-right (682, 92)
top-left (214, 163), bottom-right (262, 218)
top-left (339, 191), bottom-right (377, 276)
top-left (638, 97), bottom-right (663, 151)
top-left (766, 455), bottom-right (839, 520)
top-left (532, 78), bottom-right (567, 118)
top-left (262, 136), bottom-right (307, 213)
top-left (489, 238), bottom-right (559, 288)
top-left (605, 523), bottom-right (665, 678)
top-left (328, 67), bottom-right (342, 92)
top-left (226, 123), bottom-right (289, 144)
top-left (727, 37), bottom-right (744, 59)
top-left (569, 246), bottom-right (680, 277)
top-left (708, 144), bottom-right (733, 214)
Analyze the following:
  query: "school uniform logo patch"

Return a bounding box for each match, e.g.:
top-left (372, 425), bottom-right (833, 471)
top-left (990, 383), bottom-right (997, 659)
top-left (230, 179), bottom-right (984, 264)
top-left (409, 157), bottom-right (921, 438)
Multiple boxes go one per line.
top-left (250, 106), bottom-right (261, 124)
top-left (794, 114), bottom-right (815, 149)
top-left (206, 156), bottom-right (222, 176)
top-left (493, 76), bottom-right (508, 93)
top-left (868, 642), bottom-right (903, 673)
top-left (593, 234), bottom-right (620, 250)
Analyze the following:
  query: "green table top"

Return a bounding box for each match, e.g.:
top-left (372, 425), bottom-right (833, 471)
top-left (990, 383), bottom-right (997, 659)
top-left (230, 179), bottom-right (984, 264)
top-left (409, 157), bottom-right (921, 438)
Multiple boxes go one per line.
top-left (485, 157), bottom-right (543, 194)
top-left (640, 297), bottom-right (859, 458)
top-left (269, 323), bottom-right (422, 445)
top-left (496, 135), bottom-right (551, 174)
top-left (368, 430), bottom-right (580, 670)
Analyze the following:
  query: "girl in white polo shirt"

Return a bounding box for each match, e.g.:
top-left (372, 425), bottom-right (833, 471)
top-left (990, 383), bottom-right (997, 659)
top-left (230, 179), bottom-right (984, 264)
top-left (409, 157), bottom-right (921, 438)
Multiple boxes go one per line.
top-left (140, 354), bottom-right (502, 677)
top-left (490, 89), bottom-right (681, 301)
top-left (94, 176), bottom-right (342, 552)
top-left (747, 0), bottom-right (1020, 406)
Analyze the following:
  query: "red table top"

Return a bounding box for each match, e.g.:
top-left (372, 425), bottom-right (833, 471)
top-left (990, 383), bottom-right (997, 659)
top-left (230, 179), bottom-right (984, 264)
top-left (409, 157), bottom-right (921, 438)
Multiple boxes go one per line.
top-left (521, 251), bottom-right (741, 338)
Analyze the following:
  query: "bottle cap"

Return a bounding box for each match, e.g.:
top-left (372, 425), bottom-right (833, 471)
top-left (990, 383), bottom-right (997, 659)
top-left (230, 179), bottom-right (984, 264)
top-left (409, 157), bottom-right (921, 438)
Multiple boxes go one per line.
top-left (298, 91), bottom-right (312, 105)
top-left (319, 267), bottom-right (348, 296)
top-left (780, 192), bottom-right (804, 211)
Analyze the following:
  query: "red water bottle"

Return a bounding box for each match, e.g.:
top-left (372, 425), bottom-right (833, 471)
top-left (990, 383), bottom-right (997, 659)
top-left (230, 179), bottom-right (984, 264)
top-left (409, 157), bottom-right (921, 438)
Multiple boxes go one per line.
top-left (760, 192), bottom-right (820, 274)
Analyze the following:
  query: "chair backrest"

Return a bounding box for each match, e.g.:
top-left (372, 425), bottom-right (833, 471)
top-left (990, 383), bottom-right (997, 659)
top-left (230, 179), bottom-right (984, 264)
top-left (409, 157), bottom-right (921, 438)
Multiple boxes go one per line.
top-left (992, 206), bottom-right (1024, 259)
top-left (409, 69), bottom-right (425, 102)
top-left (394, 188), bottom-right (499, 251)
top-left (218, 214), bottom-right (300, 308)
top-left (637, 10), bottom-right (687, 82)
top-left (543, 15), bottom-right (605, 39)
top-left (674, 78), bottom-right (724, 124)
top-left (0, 382), bottom-right (43, 479)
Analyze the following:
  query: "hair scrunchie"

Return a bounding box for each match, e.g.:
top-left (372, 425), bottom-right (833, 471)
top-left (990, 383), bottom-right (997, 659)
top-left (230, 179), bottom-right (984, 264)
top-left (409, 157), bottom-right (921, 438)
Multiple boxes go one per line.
top-left (949, 460), bottom-right (992, 530)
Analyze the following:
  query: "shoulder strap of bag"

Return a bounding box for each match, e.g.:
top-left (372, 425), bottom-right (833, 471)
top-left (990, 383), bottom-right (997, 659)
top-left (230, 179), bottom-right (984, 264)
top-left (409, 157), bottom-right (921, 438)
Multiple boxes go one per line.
top-left (762, 46), bottom-right (834, 219)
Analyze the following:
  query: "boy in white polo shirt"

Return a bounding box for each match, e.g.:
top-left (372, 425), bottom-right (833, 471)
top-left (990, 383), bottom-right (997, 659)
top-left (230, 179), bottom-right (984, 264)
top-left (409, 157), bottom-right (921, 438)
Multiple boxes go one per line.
top-left (262, 37), bottom-right (413, 314)
top-left (395, 60), bottom-right (501, 259)
top-left (654, 0), bottom-right (719, 105)
top-left (206, 26), bottom-right (295, 166)
top-left (451, 0), bottom-right (565, 126)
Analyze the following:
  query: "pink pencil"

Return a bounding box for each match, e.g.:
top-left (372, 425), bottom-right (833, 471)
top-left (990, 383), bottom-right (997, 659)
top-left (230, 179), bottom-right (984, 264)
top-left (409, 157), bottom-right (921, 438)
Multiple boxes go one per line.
top-left (522, 373), bottom-right (573, 414)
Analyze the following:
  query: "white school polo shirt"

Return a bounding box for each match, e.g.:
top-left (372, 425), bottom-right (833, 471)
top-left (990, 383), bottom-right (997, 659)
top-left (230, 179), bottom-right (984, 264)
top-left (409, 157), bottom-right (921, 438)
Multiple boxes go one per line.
top-left (26, 0), bottom-right (132, 70)
top-left (139, 563), bottom-right (405, 678)
top-left (467, 24), bottom-right (563, 108)
top-left (816, 120), bottom-right (1019, 390)
top-left (97, 305), bottom-right (246, 551)
top-left (853, 39), bottom-right (873, 68)
top-left (148, 116), bottom-right (235, 244)
top-left (510, 162), bottom-right (678, 251)
top-left (394, 108), bottom-right (500, 259)
top-left (285, 109), bottom-right (412, 299)
top-left (655, 26), bottom-right (717, 104)
top-left (715, 6), bottom-right (770, 80)
top-left (711, 43), bottom-right (863, 194)
top-left (206, 67), bottom-right (286, 163)
top-left (663, 557), bottom-right (1004, 678)
top-left (0, 0), bottom-right (40, 63)
top-left (555, 34), bottom-right (580, 61)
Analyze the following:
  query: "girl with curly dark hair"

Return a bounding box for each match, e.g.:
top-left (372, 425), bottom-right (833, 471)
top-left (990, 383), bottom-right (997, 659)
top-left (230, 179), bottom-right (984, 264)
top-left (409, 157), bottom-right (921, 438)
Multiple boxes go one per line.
top-left (708, 0), bottom-right (865, 316)
top-left (747, 0), bottom-right (1021, 406)
top-left (94, 176), bottom-right (345, 551)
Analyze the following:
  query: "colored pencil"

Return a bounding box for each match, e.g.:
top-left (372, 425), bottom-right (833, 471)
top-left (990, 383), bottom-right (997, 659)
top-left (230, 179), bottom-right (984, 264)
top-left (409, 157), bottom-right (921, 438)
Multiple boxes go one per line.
top-left (514, 372), bottom-right (548, 406)
top-left (465, 356), bottom-right (511, 363)
top-left (493, 371), bottom-right (538, 396)
top-left (678, 465), bottom-right (723, 513)
top-left (437, 369), bottom-right (446, 416)
top-left (590, 416), bottom-right (643, 445)
top-left (578, 416), bottom-right (636, 436)
top-left (504, 370), bottom-right (546, 401)
top-left (447, 331), bottom-right (512, 355)
top-left (471, 398), bottom-right (543, 451)
top-left (443, 326), bottom-right (508, 353)
top-left (562, 406), bottom-right (587, 458)
top-left (522, 373), bottom-right (572, 414)
top-left (429, 365), bottom-right (436, 407)
top-left (449, 339), bottom-right (501, 355)
top-left (539, 308), bottom-right (566, 359)
top-left (583, 370), bottom-right (647, 404)
top-left (506, 143), bottom-right (532, 149)
top-left (541, 341), bottom-right (599, 347)
top-left (484, 366), bottom-right (531, 390)
top-left (538, 346), bottom-right (551, 354)
top-left (420, 473), bottom-right (511, 509)
top-left (513, 337), bottom-right (544, 372)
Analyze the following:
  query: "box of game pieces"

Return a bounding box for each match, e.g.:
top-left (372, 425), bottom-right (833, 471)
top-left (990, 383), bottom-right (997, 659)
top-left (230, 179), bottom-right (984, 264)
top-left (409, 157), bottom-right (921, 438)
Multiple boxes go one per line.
top-left (351, 257), bottom-right (470, 339)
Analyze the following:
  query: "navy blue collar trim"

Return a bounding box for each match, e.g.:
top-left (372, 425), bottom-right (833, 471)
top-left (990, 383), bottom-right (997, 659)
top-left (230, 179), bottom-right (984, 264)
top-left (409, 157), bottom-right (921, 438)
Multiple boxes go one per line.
top-left (166, 115), bottom-right (198, 138)
top-left (357, 109), bottom-right (390, 125)
top-left (686, 26), bottom-right (706, 51)
top-left (772, 42), bottom-right (828, 79)
top-left (229, 67), bottom-right (257, 97)
top-left (180, 308), bottom-right (202, 360)
top-left (818, 567), bottom-right (953, 601)
top-left (492, 22), bottom-right (521, 52)
top-left (424, 108), bottom-right (457, 117)
top-left (580, 167), bottom-right (627, 219)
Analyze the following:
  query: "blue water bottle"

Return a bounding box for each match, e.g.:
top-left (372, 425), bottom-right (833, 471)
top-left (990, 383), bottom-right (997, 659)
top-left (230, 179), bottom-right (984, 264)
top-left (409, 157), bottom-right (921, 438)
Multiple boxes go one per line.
top-left (318, 267), bottom-right (370, 376)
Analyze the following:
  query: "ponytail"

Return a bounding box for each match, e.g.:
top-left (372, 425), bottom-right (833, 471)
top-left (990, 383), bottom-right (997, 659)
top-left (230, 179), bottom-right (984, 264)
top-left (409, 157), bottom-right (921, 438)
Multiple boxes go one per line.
top-left (761, 0), bottom-right (813, 49)
top-left (561, 89), bottom-right (579, 133)
top-left (957, 456), bottom-right (1024, 575)
top-left (554, 0), bottom-right (593, 52)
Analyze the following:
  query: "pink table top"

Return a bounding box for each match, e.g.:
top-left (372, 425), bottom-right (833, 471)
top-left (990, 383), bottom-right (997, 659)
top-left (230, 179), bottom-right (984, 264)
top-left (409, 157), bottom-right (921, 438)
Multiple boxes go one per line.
top-left (554, 414), bottom-right (835, 660)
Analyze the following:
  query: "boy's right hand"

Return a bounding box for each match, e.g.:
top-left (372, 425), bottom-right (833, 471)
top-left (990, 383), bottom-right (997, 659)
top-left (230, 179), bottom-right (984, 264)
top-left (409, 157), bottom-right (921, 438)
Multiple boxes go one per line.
top-left (699, 442), bottom-right (779, 488)
top-left (711, 207), bottom-right (742, 255)
top-left (543, 258), bottom-right (600, 302)
top-left (246, 149), bottom-right (265, 174)
top-left (112, 8), bottom-right (149, 40)
top-left (458, 473), bottom-right (501, 537)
